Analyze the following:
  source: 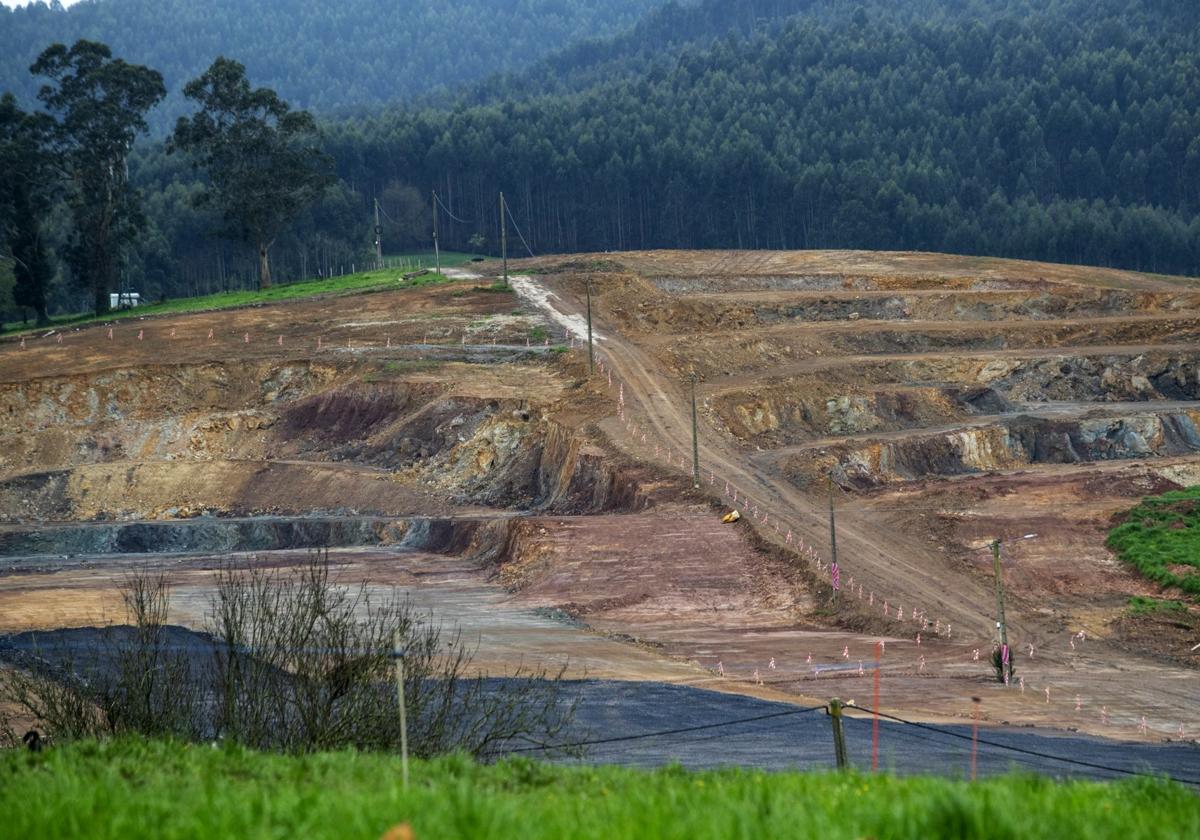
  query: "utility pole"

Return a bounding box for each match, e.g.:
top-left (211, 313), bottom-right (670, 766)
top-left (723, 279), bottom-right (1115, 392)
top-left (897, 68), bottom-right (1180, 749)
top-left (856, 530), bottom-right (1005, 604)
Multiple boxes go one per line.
top-left (499, 191), bottom-right (508, 289)
top-left (586, 278), bottom-right (594, 375)
top-left (828, 477), bottom-right (839, 603)
top-left (432, 190), bottom-right (441, 276)
top-left (393, 630), bottom-right (409, 790)
top-left (991, 539), bottom-right (1012, 683)
top-left (373, 197), bottom-right (383, 266)
top-left (828, 698), bottom-right (849, 770)
top-left (690, 373), bottom-right (700, 489)
top-left (871, 641), bottom-right (881, 772)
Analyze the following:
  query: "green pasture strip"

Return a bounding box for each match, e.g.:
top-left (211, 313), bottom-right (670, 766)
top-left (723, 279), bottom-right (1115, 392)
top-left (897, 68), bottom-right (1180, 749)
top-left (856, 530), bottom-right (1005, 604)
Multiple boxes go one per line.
top-left (1107, 488), bottom-right (1200, 597)
top-left (0, 738), bottom-right (1195, 840)
top-left (2, 267), bottom-right (462, 337)
top-left (388, 250), bottom-right (484, 269)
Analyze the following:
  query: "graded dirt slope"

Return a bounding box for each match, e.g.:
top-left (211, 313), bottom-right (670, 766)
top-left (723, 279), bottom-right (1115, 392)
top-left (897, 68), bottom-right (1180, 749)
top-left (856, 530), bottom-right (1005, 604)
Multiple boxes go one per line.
top-left (2, 253), bottom-right (1198, 747)
top-left (499, 250), bottom-right (1200, 740)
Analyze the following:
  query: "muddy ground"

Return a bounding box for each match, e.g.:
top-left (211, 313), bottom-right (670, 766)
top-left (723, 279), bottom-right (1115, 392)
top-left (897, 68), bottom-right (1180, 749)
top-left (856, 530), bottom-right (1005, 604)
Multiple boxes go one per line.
top-left (1, 253), bottom-right (1198, 764)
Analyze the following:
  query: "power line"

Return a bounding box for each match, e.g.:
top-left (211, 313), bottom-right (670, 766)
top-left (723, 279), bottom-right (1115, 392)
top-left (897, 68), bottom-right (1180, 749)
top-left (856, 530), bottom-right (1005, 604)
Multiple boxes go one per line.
top-left (845, 707), bottom-right (1200, 786)
top-left (838, 712), bottom-right (1083, 777)
top-left (434, 191), bottom-right (473, 225)
top-left (375, 200), bottom-right (401, 225)
top-left (503, 200), bottom-right (536, 258)
top-left (583, 712), bottom-right (809, 755)
top-left (483, 704), bottom-right (825, 756)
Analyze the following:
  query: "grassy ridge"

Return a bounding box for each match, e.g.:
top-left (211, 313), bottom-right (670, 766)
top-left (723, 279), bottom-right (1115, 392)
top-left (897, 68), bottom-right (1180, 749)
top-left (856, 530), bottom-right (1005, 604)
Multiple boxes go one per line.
top-left (1107, 489), bottom-right (1200, 597)
top-left (1, 739), bottom-right (1196, 839)
top-left (2, 252), bottom-right (483, 337)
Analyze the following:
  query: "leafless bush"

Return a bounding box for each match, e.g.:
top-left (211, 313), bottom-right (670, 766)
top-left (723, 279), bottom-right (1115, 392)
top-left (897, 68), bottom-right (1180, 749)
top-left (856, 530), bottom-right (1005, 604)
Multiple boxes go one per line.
top-left (208, 550), bottom-right (577, 756)
top-left (0, 706), bottom-right (16, 748)
top-left (3, 551), bottom-right (579, 757)
top-left (0, 572), bottom-right (199, 743)
top-left (2, 662), bottom-right (106, 742)
top-left (103, 573), bottom-right (200, 737)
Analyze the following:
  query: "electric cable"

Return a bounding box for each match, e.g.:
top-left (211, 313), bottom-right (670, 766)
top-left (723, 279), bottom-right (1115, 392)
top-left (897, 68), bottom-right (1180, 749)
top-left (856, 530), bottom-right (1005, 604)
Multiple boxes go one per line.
top-left (434, 191), bottom-right (473, 225)
top-left (837, 712), bottom-right (1094, 778)
top-left (482, 703), bottom-right (826, 757)
top-left (584, 712), bottom-right (811, 755)
top-left (504, 201), bottom-right (536, 258)
top-left (375, 200), bottom-right (400, 225)
top-left (843, 706), bottom-right (1200, 786)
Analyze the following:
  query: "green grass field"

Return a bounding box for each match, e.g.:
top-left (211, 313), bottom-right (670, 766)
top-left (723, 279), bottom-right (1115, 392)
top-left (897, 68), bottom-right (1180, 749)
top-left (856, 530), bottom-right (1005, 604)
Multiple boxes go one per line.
top-left (389, 250), bottom-right (483, 270)
top-left (1126, 595), bottom-right (1188, 616)
top-left (0, 739), bottom-right (1196, 839)
top-left (2, 252), bottom-right (484, 337)
top-left (1107, 488), bottom-right (1200, 597)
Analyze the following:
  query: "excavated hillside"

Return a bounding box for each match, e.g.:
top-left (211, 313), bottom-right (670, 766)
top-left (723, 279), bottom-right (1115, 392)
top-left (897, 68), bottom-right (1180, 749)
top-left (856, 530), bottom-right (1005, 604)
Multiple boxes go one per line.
top-left (493, 250), bottom-right (1200, 739)
top-left (2, 252), bottom-right (1199, 742)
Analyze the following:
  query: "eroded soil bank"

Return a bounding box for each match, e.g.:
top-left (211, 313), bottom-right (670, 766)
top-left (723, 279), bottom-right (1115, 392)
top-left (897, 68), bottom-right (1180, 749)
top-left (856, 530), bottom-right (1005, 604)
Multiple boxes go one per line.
top-left (3, 253), bottom-right (1198, 747)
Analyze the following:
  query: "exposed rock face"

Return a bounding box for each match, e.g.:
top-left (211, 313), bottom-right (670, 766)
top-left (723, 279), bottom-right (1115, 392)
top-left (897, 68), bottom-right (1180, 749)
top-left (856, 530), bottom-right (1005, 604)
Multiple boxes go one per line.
top-left (415, 414), bottom-right (646, 514)
top-left (0, 362), bottom-right (339, 474)
top-left (0, 514), bottom-right (502, 557)
top-left (825, 395), bottom-right (880, 436)
top-left (817, 410), bottom-right (1200, 490)
top-left (1, 357), bottom-right (647, 524)
top-left (641, 282), bottom-right (1200, 327)
top-left (713, 351), bottom-right (1200, 448)
top-left (717, 386), bottom-right (986, 444)
top-left (733, 399), bottom-right (781, 436)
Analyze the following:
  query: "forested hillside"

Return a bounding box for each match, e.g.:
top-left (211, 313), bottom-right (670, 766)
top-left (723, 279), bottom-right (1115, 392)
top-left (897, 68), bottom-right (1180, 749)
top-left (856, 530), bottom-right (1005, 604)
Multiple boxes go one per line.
top-left (326, 0), bottom-right (1200, 276)
top-left (0, 0), bottom-right (666, 131)
top-left (4, 0), bottom-right (1200, 323)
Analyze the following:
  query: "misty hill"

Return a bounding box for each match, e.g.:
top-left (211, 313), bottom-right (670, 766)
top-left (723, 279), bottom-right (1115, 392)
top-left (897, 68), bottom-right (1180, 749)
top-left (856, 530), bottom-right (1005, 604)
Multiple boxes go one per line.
top-left (472, 0), bottom-right (1197, 103)
top-left (0, 0), bottom-right (666, 130)
top-left (6, 0), bottom-right (1200, 319)
top-left (322, 0), bottom-right (1200, 276)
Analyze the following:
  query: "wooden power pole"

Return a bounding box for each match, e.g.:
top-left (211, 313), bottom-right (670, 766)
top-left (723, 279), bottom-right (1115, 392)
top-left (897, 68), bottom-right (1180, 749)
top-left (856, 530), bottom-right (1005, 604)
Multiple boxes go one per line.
top-left (690, 374), bottom-right (700, 488)
top-left (586, 279), bottom-right (595, 375)
top-left (828, 698), bottom-right (849, 770)
top-left (393, 630), bottom-right (409, 789)
top-left (500, 192), bottom-right (509, 289)
top-left (432, 190), bottom-right (441, 276)
top-left (373, 198), bottom-right (383, 266)
top-left (991, 539), bottom-right (1012, 683)
top-left (828, 477), bottom-right (839, 603)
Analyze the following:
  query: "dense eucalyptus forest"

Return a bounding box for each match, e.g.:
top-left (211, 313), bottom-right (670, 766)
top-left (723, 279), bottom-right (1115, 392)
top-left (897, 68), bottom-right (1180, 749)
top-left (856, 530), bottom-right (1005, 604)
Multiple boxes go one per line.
top-left (335, 0), bottom-right (1200, 272)
top-left (2, 0), bottom-right (1199, 323)
top-left (0, 0), bottom-right (665, 130)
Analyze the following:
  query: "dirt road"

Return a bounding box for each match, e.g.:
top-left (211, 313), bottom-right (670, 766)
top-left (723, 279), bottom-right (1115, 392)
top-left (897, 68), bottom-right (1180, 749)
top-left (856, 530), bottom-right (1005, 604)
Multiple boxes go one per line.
top-left (504, 255), bottom-right (1200, 740)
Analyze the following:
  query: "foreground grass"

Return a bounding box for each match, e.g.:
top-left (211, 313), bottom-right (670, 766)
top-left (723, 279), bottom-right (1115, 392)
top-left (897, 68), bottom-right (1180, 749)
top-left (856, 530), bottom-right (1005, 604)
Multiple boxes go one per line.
top-left (1, 739), bottom-right (1196, 839)
top-left (1108, 488), bottom-right (1200, 596)
top-left (2, 259), bottom-right (478, 337)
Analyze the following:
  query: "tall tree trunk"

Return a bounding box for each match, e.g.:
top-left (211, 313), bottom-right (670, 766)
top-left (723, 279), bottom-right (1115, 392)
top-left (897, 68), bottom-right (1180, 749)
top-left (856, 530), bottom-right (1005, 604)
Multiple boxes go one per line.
top-left (93, 280), bottom-right (109, 316)
top-left (257, 241), bottom-right (272, 290)
top-left (92, 243), bottom-right (111, 316)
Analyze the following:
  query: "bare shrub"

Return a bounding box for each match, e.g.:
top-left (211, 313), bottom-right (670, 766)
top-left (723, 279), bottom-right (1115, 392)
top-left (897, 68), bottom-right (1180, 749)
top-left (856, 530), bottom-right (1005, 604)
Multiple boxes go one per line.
top-left (2, 661), bottom-right (106, 742)
top-left (102, 573), bottom-right (200, 737)
top-left (208, 550), bottom-right (577, 756)
top-left (3, 551), bottom-right (579, 757)
top-left (0, 704), bottom-right (16, 748)
top-left (0, 572), bottom-right (199, 743)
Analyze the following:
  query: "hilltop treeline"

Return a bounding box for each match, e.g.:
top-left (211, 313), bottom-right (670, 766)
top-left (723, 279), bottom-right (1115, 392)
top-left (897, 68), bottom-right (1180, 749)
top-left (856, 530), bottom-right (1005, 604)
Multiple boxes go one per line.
top-left (0, 0), bottom-right (664, 131)
top-left (4, 0), bottom-right (1200, 323)
top-left (328, 0), bottom-right (1200, 275)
